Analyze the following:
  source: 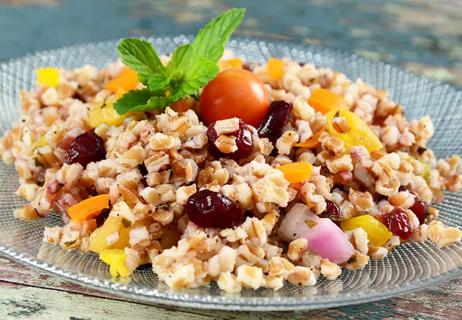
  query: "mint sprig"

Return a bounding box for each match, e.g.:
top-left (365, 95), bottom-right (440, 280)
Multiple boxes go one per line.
top-left (114, 8), bottom-right (246, 115)
top-left (112, 89), bottom-right (153, 114)
top-left (117, 38), bottom-right (166, 79)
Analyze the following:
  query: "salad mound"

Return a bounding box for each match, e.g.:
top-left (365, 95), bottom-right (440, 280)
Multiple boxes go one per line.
top-left (1, 8), bottom-right (461, 292)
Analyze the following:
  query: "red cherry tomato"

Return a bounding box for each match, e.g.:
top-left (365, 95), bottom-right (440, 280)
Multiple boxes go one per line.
top-left (199, 69), bottom-right (270, 127)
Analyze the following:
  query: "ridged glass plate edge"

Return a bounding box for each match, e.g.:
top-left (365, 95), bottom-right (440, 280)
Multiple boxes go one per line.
top-left (0, 36), bottom-right (461, 311)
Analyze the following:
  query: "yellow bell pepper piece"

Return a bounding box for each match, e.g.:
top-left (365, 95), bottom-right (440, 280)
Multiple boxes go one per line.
top-left (114, 88), bottom-right (126, 99)
top-left (326, 107), bottom-right (383, 153)
top-left (308, 88), bottom-right (349, 114)
top-left (219, 58), bottom-right (243, 71)
top-left (36, 67), bottom-right (60, 87)
top-left (421, 161), bottom-right (431, 180)
top-left (68, 194), bottom-right (110, 221)
top-left (88, 98), bottom-right (130, 128)
top-left (277, 161), bottom-right (313, 183)
top-left (89, 216), bottom-right (130, 254)
top-left (100, 249), bottom-right (130, 277)
top-left (341, 214), bottom-right (392, 247)
top-left (31, 135), bottom-right (48, 149)
top-left (267, 57), bottom-right (284, 82)
top-left (106, 67), bottom-right (139, 93)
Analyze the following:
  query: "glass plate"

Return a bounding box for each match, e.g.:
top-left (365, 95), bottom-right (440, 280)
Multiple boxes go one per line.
top-left (0, 37), bottom-right (461, 311)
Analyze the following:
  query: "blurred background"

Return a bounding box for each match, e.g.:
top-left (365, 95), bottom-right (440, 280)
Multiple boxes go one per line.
top-left (0, 0), bottom-right (461, 88)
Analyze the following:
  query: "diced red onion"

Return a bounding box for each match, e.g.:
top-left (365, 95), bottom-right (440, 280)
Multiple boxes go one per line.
top-left (277, 203), bottom-right (318, 242)
top-left (305, 218), bottom-right (355, 264)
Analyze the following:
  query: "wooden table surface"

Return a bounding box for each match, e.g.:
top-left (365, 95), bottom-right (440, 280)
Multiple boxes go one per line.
top-left (0, 0), bottom-right (461, 319)
top-left (0, 254), bottom-right (461, 319)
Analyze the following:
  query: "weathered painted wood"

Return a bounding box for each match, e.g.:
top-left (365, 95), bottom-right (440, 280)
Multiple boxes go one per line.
top-left (0, 255), bottom-right (460, 319)
top-left (1, 279), bottom-right (460, 320)
top-left (1, 0), bottom-right (462, 88)
top-left (0, 282), bottom-right (215, 320)
top-left (0, 256), bottom-right (119, 300)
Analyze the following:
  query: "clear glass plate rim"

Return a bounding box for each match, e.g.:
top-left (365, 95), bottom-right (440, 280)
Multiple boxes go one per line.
top-left (1, 243), bottom-right (461, 311)
top-left (2, 34), bottom-right (461, 94)
top-left (0, 36), bottom-right (461, 311)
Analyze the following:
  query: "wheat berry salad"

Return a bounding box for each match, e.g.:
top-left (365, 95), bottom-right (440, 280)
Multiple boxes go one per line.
top-left (1, 8), bottom-right (461, 293)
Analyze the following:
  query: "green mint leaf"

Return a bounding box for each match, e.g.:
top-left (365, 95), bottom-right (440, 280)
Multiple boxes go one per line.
top-left (166, 44), bottom-right (190, 75)
top-left (168, 8), bottom-right (245, 74)
top-left (166, 8), bottom-right (245, 100)
top-left (117, 38), bottom-right (166, 81)
top-left (191, 8), bottom-right (245, 63)
top-left (146, 96), bottom-right (173, 109)
top-left (128, 96), bottom-right (172, 112)
top-left (147, 74), bottom-right (170, 94)
top-left (114, 89), bottom-right (153, 115)
top-left (137, 74), bottom-right (149, 84)
top-left (174, 58), bottom-right (219, 97)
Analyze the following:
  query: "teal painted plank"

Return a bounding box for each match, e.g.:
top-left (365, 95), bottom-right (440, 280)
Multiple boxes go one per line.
top-left (0, 0), bottom-right (461, 87)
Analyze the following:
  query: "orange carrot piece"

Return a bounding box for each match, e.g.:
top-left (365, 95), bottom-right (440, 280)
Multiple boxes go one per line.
top-left (289, 182), bottom-right (303, 190)
top-left (68, 194), bottom-right (110, 221)
top-left (171, 98), bottom-right (195, 113)
top-left (219, 58), bottom-right (243, 71)
top-left (106, 68), bottom-right (139, 93)
top-left (294, 127), bottom-right (325, 148)
top-left (308, 88), bottom-right (349, 114)
top-left (277, 161), bottom-right (313, 183)
top-left (267, 57), bottom-right (284, 82)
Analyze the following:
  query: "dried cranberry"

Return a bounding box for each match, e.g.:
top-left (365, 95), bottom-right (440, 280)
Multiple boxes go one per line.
top-left (138, 163), bottom-right (148, 176)
top-left (185, 190), bottom-right (244, 228)
top-left (410, 199), bottom-right (428, 225)
top-left (206, 119), bottom-right (253, 160)
top-left (96, 208), bottom-right (110, 227)
top-left (383, 208), bottom-right (412, 240)
top-left (258, 100), bottom-right (293, 143)
top-left (319, 200), bottom-right (343, 222)
top-left (72, 91), bottom-right (87, 102)
top-left (138, 163), bottom-right (148, 186)
top-left (417, 146), bottom-right (427, 154)
top-left (64, 130), bottom-right (106, 167)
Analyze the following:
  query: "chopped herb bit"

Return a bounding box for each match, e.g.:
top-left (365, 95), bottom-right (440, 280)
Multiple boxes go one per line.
top-left (64, 240), bottom-right (77, 246)
top-left (34, 158), bottom-right (44, 168)
top-left (121, 218), bottom-right (132, 228)
top-left (305, 219), bottom-right (318, 228)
